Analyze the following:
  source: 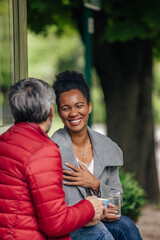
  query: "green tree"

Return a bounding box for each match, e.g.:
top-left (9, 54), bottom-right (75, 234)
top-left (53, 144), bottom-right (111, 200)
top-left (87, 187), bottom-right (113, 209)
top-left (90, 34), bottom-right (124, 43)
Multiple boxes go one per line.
top-left (27, 0), bottom-right (160, 202)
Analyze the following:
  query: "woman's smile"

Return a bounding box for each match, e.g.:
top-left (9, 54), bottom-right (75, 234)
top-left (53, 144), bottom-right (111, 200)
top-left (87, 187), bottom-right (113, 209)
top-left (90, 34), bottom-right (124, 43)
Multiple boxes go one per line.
top-left (69, 118), bottom-right (82, 126)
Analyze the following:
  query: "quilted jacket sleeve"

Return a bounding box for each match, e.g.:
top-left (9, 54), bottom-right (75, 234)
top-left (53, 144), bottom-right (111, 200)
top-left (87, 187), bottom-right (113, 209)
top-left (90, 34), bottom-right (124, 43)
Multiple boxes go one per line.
top-left (25, 143), bottom-right (94, 238)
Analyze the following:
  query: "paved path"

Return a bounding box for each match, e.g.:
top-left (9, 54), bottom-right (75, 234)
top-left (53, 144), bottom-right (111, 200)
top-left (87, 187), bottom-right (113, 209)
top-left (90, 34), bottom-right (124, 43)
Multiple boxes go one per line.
top-left (136, 204), bottom-right (160, 240)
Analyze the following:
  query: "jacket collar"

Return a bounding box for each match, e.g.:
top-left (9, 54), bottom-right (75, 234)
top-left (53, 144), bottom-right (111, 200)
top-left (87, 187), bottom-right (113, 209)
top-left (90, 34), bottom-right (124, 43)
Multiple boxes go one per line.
top-left (14, 122), bottom-right (49, 139)
top-left (52, 126), bottom-right (123, 179)
top-left (52, 126), bottom-right (123, 197)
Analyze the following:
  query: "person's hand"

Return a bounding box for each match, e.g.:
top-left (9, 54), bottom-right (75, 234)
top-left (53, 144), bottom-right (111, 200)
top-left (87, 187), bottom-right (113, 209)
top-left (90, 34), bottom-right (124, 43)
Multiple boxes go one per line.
top-left (85, 196), bottom-right (105, 226)
top-left (63, 162), bottom-right (100, 194)
top-left (102, 202), bottom-right (120, 222)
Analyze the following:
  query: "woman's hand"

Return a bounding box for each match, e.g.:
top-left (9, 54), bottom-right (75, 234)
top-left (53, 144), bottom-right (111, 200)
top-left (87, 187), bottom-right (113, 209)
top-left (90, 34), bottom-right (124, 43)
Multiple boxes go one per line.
top-left (63, 162), bottom-right (100, 195)
top-left (102, 203), bottom-right (120, 222)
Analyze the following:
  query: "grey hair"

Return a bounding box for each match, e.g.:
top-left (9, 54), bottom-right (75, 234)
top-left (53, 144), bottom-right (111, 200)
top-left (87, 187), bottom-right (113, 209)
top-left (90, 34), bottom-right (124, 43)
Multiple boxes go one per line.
top-left (9, 78), bottom-right (55, 123)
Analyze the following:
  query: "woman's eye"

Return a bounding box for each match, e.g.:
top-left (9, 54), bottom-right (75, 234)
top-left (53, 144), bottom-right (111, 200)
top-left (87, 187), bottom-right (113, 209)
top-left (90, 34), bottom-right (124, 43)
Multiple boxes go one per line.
top-left (77, 105), bottom-right (83, 109)
top-left (62, 107), bottom-right (69, 111)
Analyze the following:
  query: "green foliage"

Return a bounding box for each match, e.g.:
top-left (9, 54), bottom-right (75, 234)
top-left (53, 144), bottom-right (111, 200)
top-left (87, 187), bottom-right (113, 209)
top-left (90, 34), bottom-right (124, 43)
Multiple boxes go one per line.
top-left (27, 0), bottom-right (79, 35)
top-left (152, 61), bottom-right (160, 123)
top-left (119, 168), bottom-right (146, 222)
top-left (27, 0), bottom-right (160, 55)
top-left (102, 0), bottom-right (160, 44)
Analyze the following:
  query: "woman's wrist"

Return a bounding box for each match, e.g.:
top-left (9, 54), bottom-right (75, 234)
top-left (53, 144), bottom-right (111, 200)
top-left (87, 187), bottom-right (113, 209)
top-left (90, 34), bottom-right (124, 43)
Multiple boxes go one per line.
top-left (91, 179), bottom-right (100, 195)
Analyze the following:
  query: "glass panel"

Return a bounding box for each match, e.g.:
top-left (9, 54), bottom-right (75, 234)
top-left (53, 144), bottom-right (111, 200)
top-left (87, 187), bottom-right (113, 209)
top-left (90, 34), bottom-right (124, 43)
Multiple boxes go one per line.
top-left (0, 0), bottom-right (13, 125)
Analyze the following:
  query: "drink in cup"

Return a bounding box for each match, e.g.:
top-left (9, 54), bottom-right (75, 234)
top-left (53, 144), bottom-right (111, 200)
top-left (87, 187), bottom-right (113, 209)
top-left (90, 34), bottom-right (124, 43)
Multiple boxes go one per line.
top-left (108, 192), bottom-right (121, 216)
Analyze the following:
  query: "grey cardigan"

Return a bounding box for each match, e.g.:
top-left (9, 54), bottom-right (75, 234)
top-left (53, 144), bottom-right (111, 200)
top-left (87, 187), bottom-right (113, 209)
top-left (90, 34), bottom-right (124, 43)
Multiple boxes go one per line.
top-left (51, 126), bottom-right (123, 206)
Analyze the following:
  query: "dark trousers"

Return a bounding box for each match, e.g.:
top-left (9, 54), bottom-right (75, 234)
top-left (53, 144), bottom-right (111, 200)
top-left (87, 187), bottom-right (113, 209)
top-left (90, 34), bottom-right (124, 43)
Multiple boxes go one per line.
top-left (71, 216), bottom-right (143, 240)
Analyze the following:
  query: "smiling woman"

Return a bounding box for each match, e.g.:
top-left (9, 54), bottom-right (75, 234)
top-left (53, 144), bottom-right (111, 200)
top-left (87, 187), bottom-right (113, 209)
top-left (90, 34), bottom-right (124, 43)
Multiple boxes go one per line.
top-left (51, 70), bottom-right (143, 240)
top-left (59, 89), bottom-right (93, 166)
top-left (53, 71), bottom-right (94, 166)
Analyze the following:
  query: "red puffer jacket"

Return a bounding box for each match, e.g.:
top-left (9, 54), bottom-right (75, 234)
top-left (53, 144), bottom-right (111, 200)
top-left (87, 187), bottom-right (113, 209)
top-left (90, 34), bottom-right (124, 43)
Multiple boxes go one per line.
top-left (0, 122), bottom-right (94, 240)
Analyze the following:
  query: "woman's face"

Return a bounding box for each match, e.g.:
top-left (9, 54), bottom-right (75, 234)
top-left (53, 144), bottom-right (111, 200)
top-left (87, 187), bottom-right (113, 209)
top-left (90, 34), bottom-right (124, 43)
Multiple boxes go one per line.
top-left (58, 89), bottom-right (92, 133)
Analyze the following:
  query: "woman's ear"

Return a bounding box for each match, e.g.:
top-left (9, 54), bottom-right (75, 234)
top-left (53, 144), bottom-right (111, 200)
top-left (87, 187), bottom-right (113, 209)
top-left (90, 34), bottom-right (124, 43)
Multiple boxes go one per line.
top-left (89, 101), bottom-right (92, 114)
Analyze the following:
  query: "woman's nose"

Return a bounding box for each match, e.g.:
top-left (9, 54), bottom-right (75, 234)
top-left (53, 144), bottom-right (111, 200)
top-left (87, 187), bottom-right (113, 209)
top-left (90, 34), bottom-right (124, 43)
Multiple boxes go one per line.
top-left (69, 108), bottom-right (78, 116)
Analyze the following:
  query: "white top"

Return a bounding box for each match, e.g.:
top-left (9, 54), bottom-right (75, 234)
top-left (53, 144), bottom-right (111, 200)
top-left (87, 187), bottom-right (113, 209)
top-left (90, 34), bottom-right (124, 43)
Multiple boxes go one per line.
top-left (76, 158), bottom-right (94, 196)
top-left (76, 157), bottom-right (94, 174)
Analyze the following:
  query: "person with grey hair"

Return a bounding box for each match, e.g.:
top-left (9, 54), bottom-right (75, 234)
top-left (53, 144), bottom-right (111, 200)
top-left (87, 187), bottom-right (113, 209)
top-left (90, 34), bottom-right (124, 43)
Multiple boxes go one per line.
top-left (0, 78), bottom-right (108, 240)
top-left (9, 77), bottom-right (55, 131)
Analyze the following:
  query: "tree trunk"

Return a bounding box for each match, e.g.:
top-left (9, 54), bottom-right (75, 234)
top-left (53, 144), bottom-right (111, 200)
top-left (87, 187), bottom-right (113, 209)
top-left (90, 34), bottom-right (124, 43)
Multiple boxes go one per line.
top-left (94, 36), bottom-right (160, 202)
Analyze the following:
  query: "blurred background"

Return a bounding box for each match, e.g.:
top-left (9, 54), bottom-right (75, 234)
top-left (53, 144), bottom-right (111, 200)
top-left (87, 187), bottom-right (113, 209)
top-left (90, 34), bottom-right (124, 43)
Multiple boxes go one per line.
top-left (27, 0), bottom-right (160, 203)
top-left (27, 26), bottom-right (106, 134)
top-left (0, 1), bottom-right (160, 239)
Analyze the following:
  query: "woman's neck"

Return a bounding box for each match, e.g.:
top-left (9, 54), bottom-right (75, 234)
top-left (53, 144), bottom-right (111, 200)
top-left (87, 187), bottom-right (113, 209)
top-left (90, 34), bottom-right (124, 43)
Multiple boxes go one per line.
top-left (69, 129), bottom-right (89, 147)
